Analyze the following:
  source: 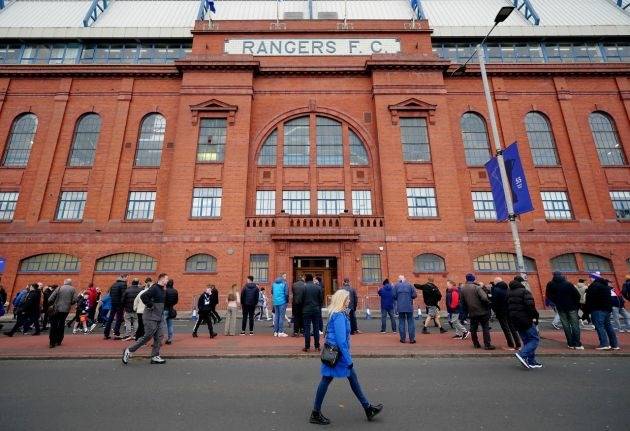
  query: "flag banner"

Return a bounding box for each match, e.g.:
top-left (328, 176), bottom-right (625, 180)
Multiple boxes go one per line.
top-left (0, 258), bottom-right (5, 273)
top-left (485, 142), bottom-right (534, 221)
top-left (206, 0), bottom-right (216, 13)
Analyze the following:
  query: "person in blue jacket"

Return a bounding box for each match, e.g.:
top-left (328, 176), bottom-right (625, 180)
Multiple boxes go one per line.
top-left (378, 279), bottom-right (396, 333)
top-left (309, 289), bottom-right (383, 425)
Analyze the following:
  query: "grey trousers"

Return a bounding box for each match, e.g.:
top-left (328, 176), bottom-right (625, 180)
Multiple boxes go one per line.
top-left (450, 312), bottom-right (468, 336)
top-left (123, 311), bottom-right (137, 338)
top-left (128, 318), bottom-right (163, 357)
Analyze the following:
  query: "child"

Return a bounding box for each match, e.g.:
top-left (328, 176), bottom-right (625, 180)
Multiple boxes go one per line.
top-left (73, 292), bottom-right (90, 334)
top-left (224, 284), bottom-right (239, 336)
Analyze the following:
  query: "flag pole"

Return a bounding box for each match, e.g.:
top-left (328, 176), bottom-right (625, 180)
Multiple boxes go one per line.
top-left (344, 0), bottom-right (348, 25)
top-left (276, 0), bottom-right (279, 24)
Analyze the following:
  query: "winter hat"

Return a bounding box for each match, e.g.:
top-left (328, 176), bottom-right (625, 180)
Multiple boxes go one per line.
top-left (514, 275), bottom-right (525, 283)
top-left (465, 273), bottom-right (476, 282)
top-left (589, 271), bottom-right (602, 280)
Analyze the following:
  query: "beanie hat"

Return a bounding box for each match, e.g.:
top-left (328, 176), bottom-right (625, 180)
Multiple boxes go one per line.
top-left (589, 271), bottom-right (602, 280)
top-left (465, 273), bottom-right (475, 282)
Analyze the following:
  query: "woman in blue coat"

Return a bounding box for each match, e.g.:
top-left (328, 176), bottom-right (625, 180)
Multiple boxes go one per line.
top-left (310, 289), bottom-right (383, 425)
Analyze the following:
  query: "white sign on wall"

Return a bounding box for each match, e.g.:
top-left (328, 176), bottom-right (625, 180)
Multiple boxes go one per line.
top-left (224, 38), bottom-right (400, 56)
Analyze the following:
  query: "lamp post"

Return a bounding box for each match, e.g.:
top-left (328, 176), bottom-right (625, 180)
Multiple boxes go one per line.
top-left (453, 6), bottom-right (528, 279)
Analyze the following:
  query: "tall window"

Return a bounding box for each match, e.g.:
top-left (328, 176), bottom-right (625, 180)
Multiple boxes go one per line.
top-left (197, 118), bottom-right (227, 162)
top-left (20, 253), bottom-right (79, 273)
top-left (0, 191), bottom-right (19, 221)
top-left (185, 254), bottom-right (217, 272)
top-left (414, 254), bottom-right (446, 272)
top-left (317, 190), bottom-right (344, 215)
top-left (610, 191), bottom-right (630, 220)
top-left (541, 191), bottom-right (572, 220)
top-left (256, 190), bottom-right (275, 215)
top-left (400, 118), bottom-right (430, 162)
top-left (589, 112), bottom-right (626, 166)
top-left (126, 191), bottom-right (156, 220)
top-left (525, 112), bottom-right (558, 166)
top-left (460, 112), bottom-right (491, 166)
top-left (95, 253), bottom-right (156, 272)
top-left (471, 191), bottom-right (497, 220)
top-left (56, 191), bottom-right (87, 221)
top-left (550, 254), bottom-right (578, 272)
top-left (135, 114), bottom-right (165, 167)
top-left (2, 113), bottom-right (38, 167)
top-left (284, 116), bottom-right (309, 166)
top-left (68, 114), bottom-right (101, 167)
top-left (191, 187), bottom-right (222, 218)
top-left (474, 253), bottom-right (536, 272)
top-left (349, 131), bottom-right (368, 166)
top-left (362, 254), bottom-right (381, 283)
top-left (257, 130), bottom-right (277, 166)
top-left (352, 190), bottom-right (372, 215)
top-left (283, 190), bottom-right (310, 215)
top-left (316, 117), bottom-right (343, 166)
top-left (407, 187), bottom-right (437, 217)
top-left (249, 254), bottom-right (269, 283)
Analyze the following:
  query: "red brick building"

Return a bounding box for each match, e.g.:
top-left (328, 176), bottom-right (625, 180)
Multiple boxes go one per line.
top-left (0, 0), bottom-right (629, 308)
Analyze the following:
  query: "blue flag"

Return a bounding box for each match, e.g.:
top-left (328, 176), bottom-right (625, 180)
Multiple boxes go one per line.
top-left (206, 0), bottom-right (216, 13)
top-left (411, 0), bottom-right (418, 12)
top-left (0, 257), bottom-right (5, 273)
top-left (485, 142), bottom-right (534, 221)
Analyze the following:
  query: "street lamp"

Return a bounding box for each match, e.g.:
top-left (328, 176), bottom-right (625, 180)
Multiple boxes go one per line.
top-left (451, 6), bottom-right (528, 280)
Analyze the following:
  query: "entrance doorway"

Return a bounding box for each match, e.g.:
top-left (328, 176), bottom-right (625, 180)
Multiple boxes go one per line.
top-left (293, 257), bottom-right (337, 298)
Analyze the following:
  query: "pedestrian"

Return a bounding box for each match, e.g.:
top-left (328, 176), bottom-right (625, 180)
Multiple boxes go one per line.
top-left (41, 284), bottom-right (55, 330)
top-left (86, 283), bottom-right (99, 329)
top-left (309, 289), bottom-right (383, 425)
top-left (545, 296), bottom-right (562, 330)
top-left (4, 283), bottom-right (40, 337)
top-left (340, 278), bottom-right (359, 335)
top-left (12, 286), bottom-right (28, 320)
top-left (133, 281), bottom-right (149, 341)
top-left (622, 275), bottom-right (630, 302)
top-left (292, 274), bottom-right (306, 337)
top-left (314, 278), bottom-right (324, 336)
top-left (163, 279), bottom-right (178, 344)
top-left (121, 279), bottom-right (142, 341)
top-left (460, 273), bottom-right (495, 350)
top-left (122, 273), bottom-right (169, 365)
top-left (104, 274), bottom-right (127, 340)
top-left (255, 287), bottom-right (268, 321)
top-left (0, 285), bottom-right (6, 331)
top-left (491, 277), bottom-right (521, 349)
top-left (575, 278), bottom-right (592, 326)
top-left (586, 272), bottom-right (620, 350)
top-left (415, 278), bottom-right (447, 334)
top-left (300, 273), bottom-right (324, 351)
top-left (193, 286), bottom-right (217, 338)
top-left (508, 276), bottom-right (542, 369)
top-left (445, 280), bottom-right (469, 340)
top-left (224, 284), bottom-right (239, 336)
top-left (378, 279), bottom-right (396, 333)
top-left (209, 285), bottom-right (221, 324)
top-left (46, 279), bottom-right (78, 348)
top-left (72, 292), bottom-right (90, 334)
top-left (270, 274), bottom-right (289, 337)
top-left (610, 285), bottom-right (630, 333)
top-left (393, 275), bottom-right (416, 344)
top-left (240, 276), bottom-right (259, 335)
top-left (545, 271), bottom-right (583, 349)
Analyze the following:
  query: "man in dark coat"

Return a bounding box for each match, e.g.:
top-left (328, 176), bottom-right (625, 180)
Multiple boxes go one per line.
top-left (104, 274), bottom-right (127, 340)
top-left (508, 276), bottom-right (541, 369)
top-left (121, 279), bottom-right (142, 341)
top-left (241, 276), bottom-right (260, 335)
top-left (300, 273), bottom-right (323, 352)
top-left (491, 277), bottom-right (521, 349)
top-left (545, 271), bottom-right (582, 349)
top-left (292, 275), bottom-right (306, 336)
top-left (460, 273), bottom-right (495, 350)
top-left (342, 278), bottom-right (359, 334)
top-left (415, 278), bottom-right (447, 334)
top-left (209, 285), bottom-right (220, 324)
top-left (4, 284), bottom-right (40, 336)
top-left (193, 286), bottom-right (217, 338)
top-left (586, 272), bottom-right (619, 350)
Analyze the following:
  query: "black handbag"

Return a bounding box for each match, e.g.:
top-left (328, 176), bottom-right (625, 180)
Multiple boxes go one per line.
top-left (320, 318), bottom-right (340, 367)
top-left (168, 308), bottom-right (177, 319)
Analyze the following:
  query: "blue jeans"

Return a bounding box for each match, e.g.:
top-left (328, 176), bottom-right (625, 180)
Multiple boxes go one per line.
top-left (162, 310), bottom-right (174, 341)
top-left (591, 310), bottom-right (618, 348)
top-left (398, 311), bottom-right (415, 342)
top-left (273, 303), bottom-right (288, 333)
top-left (381, 308), bottom-right (396, 332)
top-left (517, 325), bottom-right (540, 364)
top-left (611, 307), bottom-right (630, 331)
top-left (313, 369), bottom-right (369, 412)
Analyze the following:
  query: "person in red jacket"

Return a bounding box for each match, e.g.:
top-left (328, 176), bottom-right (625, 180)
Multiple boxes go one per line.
top-left (445, 280), bottom-right (469, 340)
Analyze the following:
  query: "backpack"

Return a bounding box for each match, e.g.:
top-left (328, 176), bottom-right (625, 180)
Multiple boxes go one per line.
top-left (450, 289), bottom-right (460, 309)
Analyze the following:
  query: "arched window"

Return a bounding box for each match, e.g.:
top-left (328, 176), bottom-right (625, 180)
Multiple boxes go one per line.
top-left (582, 253), bottom-right (612, 273)
top-left (95, 253), bottom-right (156, 272)
top-left (2, 113), bottom-right (38, 167)
top-left (135, 114), bottom-right (166, 167)
top-left (257, 129), bottom-right (277, 166)
top-left (414, 253), bottom-right (446, 272)
top-left (19, 253), bottom-right (79, 273)
top-left (349, 130), bottom-right (368, 166)
top-left (185, 254), bottom-right (217, 272)
top-left (473, 252), bottom-right (536, 272)
top-left (460, 112), bottom-right (491, 166)
top-left (589, 112), bottom-right (626, 166)
top-left (525, 112), bottom-right (558, 166)
top-left (284, 116), bottom-right (309, 166)
top-left (550, 253), bottom-right (578, 273)
top-left (68, 113), bottom-right (101, 167)
top-left (316, 116), bottom-right (343, 166)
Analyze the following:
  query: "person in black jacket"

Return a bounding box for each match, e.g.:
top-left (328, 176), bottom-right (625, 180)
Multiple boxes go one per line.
top-left (5, 284), bottom-right (41, 337)
top-left (241, 276), bottom-right (260, 335)
top-left (586, 272), bottom-right (619, 350)
top-left (342, 278), bottom-right (359, 334)
top-left (545, 271), bottom-right (583, 349)
top-left (292, 275), bottom-right (306, 336)
top-left (415, 278), bottom-right (447, 334)
top-left (300, 274), bottom-right (323, 352)
top-left (104, 274), bottom-right (127, 340)
top-left (508, 276), bottom-right (541, 369)
top-left (209, 285), bottom-right (221, 324)
top-left (164, 279), bottom-right (179, 344)
top-left (491, 277), bottom-right (521, 349)
top-left (41, 285), bottom-right (55, 330)
top-left (121, 279), bottom-right (142, 341)
top-left (193, 286), bottom-right (217, 338)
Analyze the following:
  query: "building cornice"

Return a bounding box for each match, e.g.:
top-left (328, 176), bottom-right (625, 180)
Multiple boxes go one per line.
top-left (447, 63), bottom-right (630, 77)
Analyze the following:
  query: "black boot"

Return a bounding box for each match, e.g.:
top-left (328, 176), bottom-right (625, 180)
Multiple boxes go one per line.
top-left (365, 404), bottom-right (383, 421)
top-left (192, 332), bottom-right (198, 338)
top-left (309, 410), bottom-right (331, 425)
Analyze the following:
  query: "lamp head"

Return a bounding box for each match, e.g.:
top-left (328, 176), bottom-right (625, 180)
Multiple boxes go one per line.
top-left (494, 6), bottom-right (515, 23)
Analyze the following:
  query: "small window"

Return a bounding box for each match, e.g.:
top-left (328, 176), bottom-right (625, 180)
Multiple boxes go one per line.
top-left (284, 12), bottom-right (304, 20)
top-left (582, 254), bottom-right (612, 273)
top-left (68, 114), bottom-right (101, 167)
top-left (349, 131), bottom-right (368, 166)
top-left (95, 253), bottom-right (156, 272)
top-left (0, 191), bottom-right (19, 221)
top-left (407, 187), bottom-right (437, 218)
top-left (550, 253), bottom-right (578, 273)
top-left (191, 187), bottom-right (222, 218)
top-left (474, 253), bottom-right (536, 273)
top-left (471, 191), bottom-right (496, 220)
top-left (284, 116), bottom-right (309, 166)
top-left (589, 112), bottom-right (626, 166)
top-left (283, 190), bottom-right (310, 215)
top-left (56, 191), bottom-right (87, 221)
top-left (352, 190), bottom-right (372, 215)
top-left (316, 116), bottom-right (343, 166)
top-left (20, 253), bottom-right (79, 273)
top-left (317, 190), bottom-right (344, 215)
top-left (541, 191), bottom-right (572, 220)
top-left (197, 118), bottom-right (227, 163)
top-left (362, 254), bottom-right (381, 283)
top-left (256, 190), bottom-right (275, 215)
top-left (400, 118), bottom-right (430, 162)
top-left (2, 113), bottom-right (38, 167)
top-left (126, 191), bottom-right (156, 220)
top-left (525, 112), bottom-right (558, 166)
top-left (414, 254), bottom-right (446, 273)
top-left (317, 11), bottom-right (338, 19)
top-left (258, 130), bottom-right (277, 166)
top-left (610, 191), bottom-right (630, 220)
top-left (460, 112), bottom-right (491, 166)
top-left (185, 254), bottom-right (217, 273)
top-left (249, 254), bottom-right (269, 283)
top-left (135, 114), bottom-right (166, 167)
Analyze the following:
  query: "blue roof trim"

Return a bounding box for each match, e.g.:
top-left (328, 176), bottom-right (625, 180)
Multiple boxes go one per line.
top-left (514, 0), bottom-right (540, 25)
top-left (83, 0), bottom-right (109, 27)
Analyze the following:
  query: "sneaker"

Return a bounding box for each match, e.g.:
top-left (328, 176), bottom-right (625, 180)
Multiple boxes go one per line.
top-left (568, 346), bottom-right (576, 350)
top-left (528, 361), bottom-right (543, 369)
top-left (89, 323), bottom-right (97, 332)
top-left (462, 331), bottom-right (470, 340)
top-left (574, 345), bottom-right (585, 350)
top-left (422, 328), bottom-right (429, 334)
top-left (515, 352), bottom-right (530, 369)
top-left (364, 404), bottom-right (383, 422)
top-left (612, 346), bottom-right (621, 350)
top-left (278, 332), bottom-right (288, 338)
top-left (439, 328), bottom-right (447, 334)
top-left (249, 331), bottom-right (254, 336)
top-left (273, 332), bottom-right (278, 337)
top-left (72, 329), bottom-right (77, 334)
top-left (150, 356), bottom-right (166, 364)
top-left (452, 334), bottom-right (463, 339)
top-left (595, 346), bottom-right (611, 350)
top-left (240, 331), bottom-right (246, 336)
top-left (484, 345), bottom-right (496, 350)
top-left (380, 330), bottom-right (386, 334)
top-left (410, 340), bottom-right (417, 344)
top-left (309, 410), bottom-right (331, 425)
top-left (318, 331), bottom-right (323, 336)
top-left (122, 348), bottom-right (131, 365)
top-left (552, 323), bottom-right (561, 330)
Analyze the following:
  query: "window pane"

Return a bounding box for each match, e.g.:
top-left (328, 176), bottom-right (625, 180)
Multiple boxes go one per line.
top-left (56, 191), bottom-right (87, 220)
top-left (474, 253), bottom-right (536, 272)
top-left (284, 117), bottom-right (309, 166)
top-left (414, 253), bottom-right (445, 272)
top-left (317, 190), bottom-right (344, 215)
top-left (197, 118), bottom-right (227, 162)
top-left (316, 116), bottom-right (343, 166)
top-left (256, 190), bottom-right (275, 215)
top-left (471, 191), bottom-right (496, 220)
top-left (2, 114), bottom-right (38, 167)
top-left (407, 187), bottom-right (437, 217)
top-left (20, 253), bottom-right (79, 273)
top-left (352, 190), bottom-right (372, 215)
top-left (362, 254), bottom-right (381, 283)
top-left (69, 114), bottom-right (101, 166)
top-left (135, 114), bottom-right (166, 167)
top-left (349, 131), bottom-right (368, 166)
top-left (191, 187), bottom-right (222, 218)
top-left (525, 112), bottom-right (558, 166)
top-left (126, 191), bottom-right (156, 220)
top-left (550, 254), bottom-right (578, 272)
top-left (461, 113), bottom-right (491, 166)
top-left (610, 191), bottom-right (630, 220)
top-left (541, 191), bottom-right (572, 220)
top-left (185, 254), bottom-right (217, 272)
top-left (95, 253), bottom-right (156, 272)
top-left (582, 253), bottom-right (612, 273)
top-left (258, 130), bottom-right (277, 165)
top-left (400, 118), bottom-right (430, 162)
top-left (249, 254), bottom-right (269, 283)
top-left (283, 190), bottom-right (310, 215)
top-left (589, 112), bottom-right (626, 166)
top-left (0, 191), bottom-right (19, 221)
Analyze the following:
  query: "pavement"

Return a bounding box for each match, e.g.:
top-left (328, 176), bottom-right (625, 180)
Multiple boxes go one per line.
top-left (0, 316), bottom-right (627, 359)
top-left (0, 357), bottom-right (628, 431)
